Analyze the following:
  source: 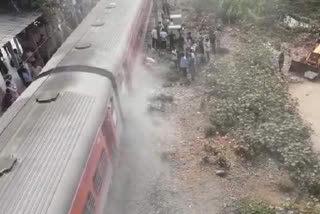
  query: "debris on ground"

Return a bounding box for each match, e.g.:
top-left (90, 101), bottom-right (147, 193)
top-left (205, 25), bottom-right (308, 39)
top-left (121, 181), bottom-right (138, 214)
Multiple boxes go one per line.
top-left (149, 94), bottom-right (174, 103)
top-left (215, 169), bottom-right (227, 177)
top-left (304, 71), bottom-right (318, 80)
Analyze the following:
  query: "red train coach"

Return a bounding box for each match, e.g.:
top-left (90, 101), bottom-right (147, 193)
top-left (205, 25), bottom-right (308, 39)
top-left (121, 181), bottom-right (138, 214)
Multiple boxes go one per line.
top-left (0, 0), bottom-right (152, 213)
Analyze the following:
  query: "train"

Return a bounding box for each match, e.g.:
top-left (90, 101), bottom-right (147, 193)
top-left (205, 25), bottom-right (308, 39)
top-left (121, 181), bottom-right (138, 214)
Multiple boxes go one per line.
top-left (0, 0), bottom-right (153, 213)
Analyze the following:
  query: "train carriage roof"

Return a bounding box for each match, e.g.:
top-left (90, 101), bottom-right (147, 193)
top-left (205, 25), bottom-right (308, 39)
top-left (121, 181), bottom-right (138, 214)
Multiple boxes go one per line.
top-left (44, 0), bottom-right (145, 74)
top-left (0, 0), bottom-right (147, 213)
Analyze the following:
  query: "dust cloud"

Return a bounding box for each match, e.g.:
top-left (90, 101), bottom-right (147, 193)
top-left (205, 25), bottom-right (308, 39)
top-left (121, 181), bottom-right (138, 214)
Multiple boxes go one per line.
top-left (104, 62), bottom-right (192, 214)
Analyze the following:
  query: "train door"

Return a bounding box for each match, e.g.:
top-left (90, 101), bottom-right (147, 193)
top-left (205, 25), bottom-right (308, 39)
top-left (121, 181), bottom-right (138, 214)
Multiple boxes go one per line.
top-left (101, 96), bottom-right (122, 163)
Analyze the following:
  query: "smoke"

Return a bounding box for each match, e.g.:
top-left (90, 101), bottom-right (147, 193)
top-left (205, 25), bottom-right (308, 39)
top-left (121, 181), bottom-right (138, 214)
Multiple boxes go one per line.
top-left (104, 62), bottom-right (170, 214)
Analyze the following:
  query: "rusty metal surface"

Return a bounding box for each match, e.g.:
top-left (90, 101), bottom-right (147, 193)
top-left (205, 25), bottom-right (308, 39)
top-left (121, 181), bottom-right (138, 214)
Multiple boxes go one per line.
top-left (289, 60), bottom-right (320, 74)
top-left (0, 12), bottom-right (41, 47)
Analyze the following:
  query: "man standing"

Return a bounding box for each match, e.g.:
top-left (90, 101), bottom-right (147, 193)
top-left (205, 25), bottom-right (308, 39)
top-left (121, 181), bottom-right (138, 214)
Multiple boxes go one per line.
top-left (177, 34), bottom-right (185, 53)
top-left (169, 31), bottom-right (176, 51)
top-left (204, 38), bottom-right (211, 63)
top-left (160, 29), bottom-right (168, 49)
top-left (198, 37), bottom-right (205, 65)
top-left (186, 32), bottom-right (194, 49)
top-left (180, 53), bottom-right (188, 78)
top-left (151, 28), bottom-right (158, 49)
top-left (0, 58), bottom-right (8, 76)
top-left (278, 51), bottom-right (285, 73)
top-left (13, 49), bottom-right (22, 66)
top-left (214, 28), bottom-right (222, 52)
top-left (163, 0), bottom-right (170, 17)
top-left (209, 27), bottom-right (216, 54)
top-left (189, 51), bottom-right (196, 81)
top-left (17, 63), bottom-right (32, 87)
top-left (5, 80), bottom-right (19, 101)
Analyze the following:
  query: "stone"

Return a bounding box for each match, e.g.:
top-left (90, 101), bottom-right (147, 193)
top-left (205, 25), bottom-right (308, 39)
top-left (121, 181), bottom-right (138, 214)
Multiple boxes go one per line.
top-left (201, 156), bottom-right (216, 165)
top-left (216, 169), bottom-right (227, 177)
top-left (163, 82), bottom-right (173, 88)
top-left (304, 71), bottom-right (318, 80)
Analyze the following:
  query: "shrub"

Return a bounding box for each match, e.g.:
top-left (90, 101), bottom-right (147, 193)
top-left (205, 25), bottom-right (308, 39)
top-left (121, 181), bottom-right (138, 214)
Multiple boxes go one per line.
top-left (278, 175), bottom-right (295, 193)
top-left (216, 151), bottom-right (230, 169)
top-left (238, 200), bottom-right (276, 214)
top-left (204, 125), bottom-right (218, 138)
top-left (193, 0), bottom-right (282, 23)
top-left (209, 35), bottom-right (320, 195)
top-left (285, 198), bottom-right (320, 214)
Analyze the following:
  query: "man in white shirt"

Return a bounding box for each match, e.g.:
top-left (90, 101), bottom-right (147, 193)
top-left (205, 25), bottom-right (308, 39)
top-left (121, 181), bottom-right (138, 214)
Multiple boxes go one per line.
top-left (204, 38), bottom-right (211, 63)
top-left (151, 28), bottom-right (158, 49)
top-left (160, 30), bottom-right (168, 49)
top-left (214, 28), bottom-right (222, 51)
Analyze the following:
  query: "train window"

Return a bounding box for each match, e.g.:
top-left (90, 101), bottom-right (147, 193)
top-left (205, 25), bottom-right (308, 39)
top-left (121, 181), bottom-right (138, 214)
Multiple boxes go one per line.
top-left (93, 149), bottom-right (108, 194)
top-left (82, 192), bottom-right (95, 214)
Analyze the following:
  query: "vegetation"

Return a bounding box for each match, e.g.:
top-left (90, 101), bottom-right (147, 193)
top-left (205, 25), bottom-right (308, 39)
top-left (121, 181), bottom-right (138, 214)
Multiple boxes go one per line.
top-left (208, 33), bottom-right (320, 196)
top-left (238, 200), bottom-right (276, 214)
top-left (193, 0), bottom-right (281, 22)
top-left (31, 0), bottom-right (60, 14)
top-left (193, 0), bottom-right (320, 23)
top-left (284, 198), bottom-right (320, 214)
top-left (238, 199), bottom-right (320, 214)
top-left (278, 175), bottom-right (295, 193)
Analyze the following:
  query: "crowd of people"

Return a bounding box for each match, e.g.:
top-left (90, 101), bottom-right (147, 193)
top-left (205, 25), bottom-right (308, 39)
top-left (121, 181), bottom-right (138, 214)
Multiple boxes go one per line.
top-left (0, 45), bottom-right (43, 113)
top-left (0, 0), bottom-right (103, 114)
top-left (151, 21), bottom-right (222, 81)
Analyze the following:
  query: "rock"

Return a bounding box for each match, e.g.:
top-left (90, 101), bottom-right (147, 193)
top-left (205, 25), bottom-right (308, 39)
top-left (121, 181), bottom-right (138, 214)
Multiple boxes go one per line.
top-left (233, 144), bottom-right (250, 158)
top-left (163, 82), bottom-right (173, 88)
top-left (148, 103), bottom-right (165, 112)
top-left (201, 156), bottom-right (210, 164)
top-left (289, 76), bottom-right (303, 83)
top-left (216, 169), bottom-right (227, 177)
top-left (201, 155), bottom-right (216, 165)
top-left (287, 211), bottom-right (294, 214)
top-left (150, 94), bottom-right (174, 103)
top-left (304, 71), bottom-right (318, 80)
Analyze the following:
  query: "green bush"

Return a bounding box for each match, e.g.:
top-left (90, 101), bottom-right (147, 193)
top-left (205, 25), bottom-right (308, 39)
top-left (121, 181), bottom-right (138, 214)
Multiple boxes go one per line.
top-left (285, 199), bottom-right (320, 214)
top-left (204, 125), bottom-right (218, 138)
top-left (278, 175), bottom-right (295, 193)
top-left (238, 200), bottom-right (276, 214)
top-left (193, 0), bottom-right (282, 23)
top-left (32, 0), bottom-right (59, 14)
top-left (209, 35), bottom-right (320, 195)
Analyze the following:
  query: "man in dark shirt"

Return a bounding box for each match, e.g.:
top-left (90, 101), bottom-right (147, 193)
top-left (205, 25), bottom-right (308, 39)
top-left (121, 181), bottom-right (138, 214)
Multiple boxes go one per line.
top-left (2, 88), bottom-right (14, 112)
top-left (169, 31), bottom-right (176, 51)
top-left (278, 51), bottom-right (284, 73)
top-left (209, 27), bottom-right (216, 54)
top-left (0, 59), bottom-right (8, 76)
top-left (198, 38), bottom-right (205, 65)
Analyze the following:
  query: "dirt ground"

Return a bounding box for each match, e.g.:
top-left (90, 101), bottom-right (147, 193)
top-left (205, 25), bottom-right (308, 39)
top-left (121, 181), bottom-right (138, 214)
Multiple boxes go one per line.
top-left (290, 82), bottom-right (320, 153)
